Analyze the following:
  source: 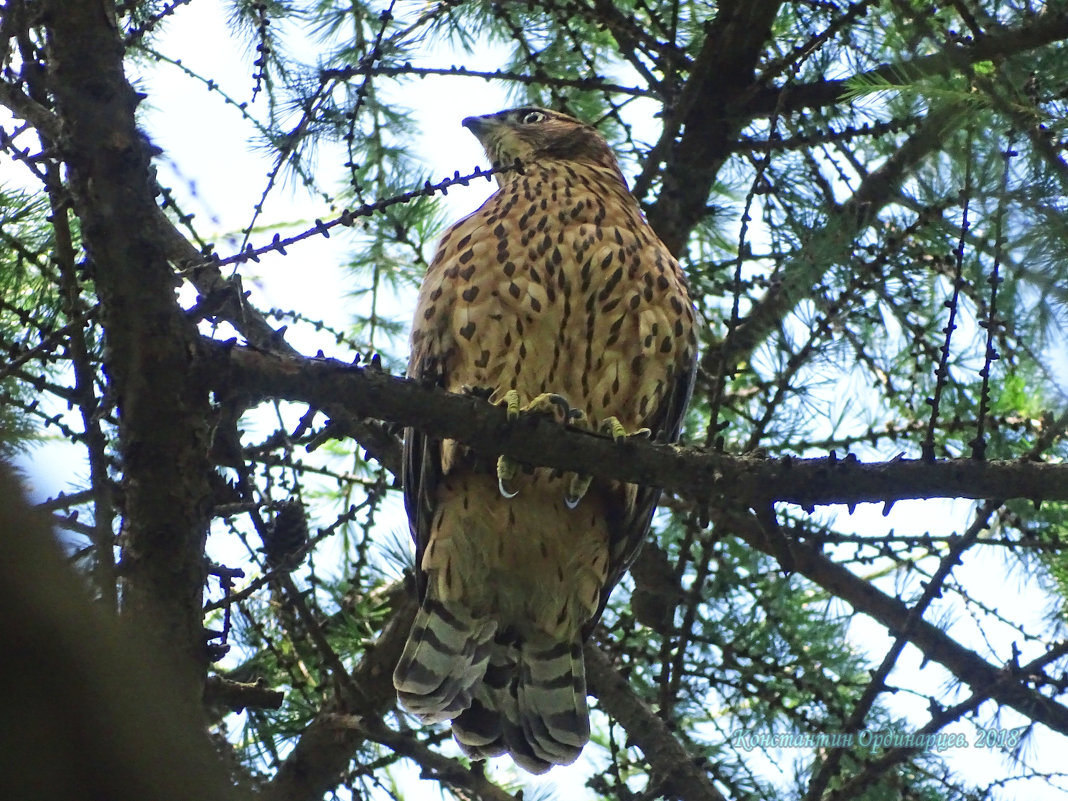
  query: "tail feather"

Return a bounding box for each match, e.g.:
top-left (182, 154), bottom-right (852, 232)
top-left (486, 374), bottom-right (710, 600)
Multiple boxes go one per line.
top-left (394, 601), bottom-right (591, 773)
top-left (515, 635), bottom-right (589, 765)
top-left (453, 697), bottom-right (506, 755)
top-left (450, 632), bottom-right (588, 773)
top-left (453, 648), bottom-right (513, 754)
top-left (393, 598), bottom-right (496, 723)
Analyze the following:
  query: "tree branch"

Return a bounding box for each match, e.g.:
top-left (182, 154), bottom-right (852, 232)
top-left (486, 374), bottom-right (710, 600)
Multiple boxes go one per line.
top-left (641, 0), bottom-right (786, 253)
top-left (203, 676), bottom-right (284, 713)
top-left (586, 644), bottom-right (727, 801)
top-left (334, 717), bottom-right (521, 801)
top-left (265, 584), bottom-right (417, 801)
top-left (712, 104), bottom-right (960, 373)
top-left (209, 343), bottom-right (1068, 507)
top-left (721, 508), bottom-right (1068, 737)
top-left (45, 0), bottom-right (215, 705)
top-left (153, 209), bottom-right (403, 474)
top-left (748, 13), bottom-right (1068, 118)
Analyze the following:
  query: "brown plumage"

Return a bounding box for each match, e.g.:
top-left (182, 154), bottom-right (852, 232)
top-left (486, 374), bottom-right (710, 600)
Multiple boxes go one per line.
top-left (394, 107), bottom-right (697, 773)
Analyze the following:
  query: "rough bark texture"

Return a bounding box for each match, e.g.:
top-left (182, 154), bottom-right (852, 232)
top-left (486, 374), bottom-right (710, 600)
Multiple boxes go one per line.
top-left (44, 0), bottom-right (214, 706)
top-left (644, 0), bottom-right (786, 254)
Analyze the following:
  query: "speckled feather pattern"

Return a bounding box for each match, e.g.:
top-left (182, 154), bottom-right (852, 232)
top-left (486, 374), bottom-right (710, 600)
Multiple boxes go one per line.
top-left (410, 158), bottom-right (695, 633)
top-left (414, 162), bottom-right (693, 427)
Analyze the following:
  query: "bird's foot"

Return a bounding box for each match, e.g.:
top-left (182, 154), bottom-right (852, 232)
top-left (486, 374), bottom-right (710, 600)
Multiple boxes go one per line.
top-left (520, 391), bottom-right (573, 422)
top-left (599, 416), bottom-right (651, 442)
top-left (497, 391), bottom-right (574, 498)
top-left (563, 416), bottom-right (650, 508)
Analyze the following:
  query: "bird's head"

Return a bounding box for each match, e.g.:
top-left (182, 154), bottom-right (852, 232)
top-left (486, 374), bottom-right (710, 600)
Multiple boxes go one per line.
top-left (462, 107), bottom-right (620, 176)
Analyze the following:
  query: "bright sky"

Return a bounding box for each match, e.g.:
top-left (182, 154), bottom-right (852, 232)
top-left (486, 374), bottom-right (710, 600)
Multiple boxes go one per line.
top-left (8, 2), bottom-right (1066, 798)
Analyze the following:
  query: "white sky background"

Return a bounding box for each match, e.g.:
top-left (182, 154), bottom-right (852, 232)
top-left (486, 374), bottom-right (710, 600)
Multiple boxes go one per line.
top-left (9, 1), bottom-right (1068, 798)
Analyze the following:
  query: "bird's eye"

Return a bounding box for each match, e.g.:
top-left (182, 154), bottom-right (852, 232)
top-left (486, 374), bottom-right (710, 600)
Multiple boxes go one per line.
top-left (520, 110), bottom-right (546, 125)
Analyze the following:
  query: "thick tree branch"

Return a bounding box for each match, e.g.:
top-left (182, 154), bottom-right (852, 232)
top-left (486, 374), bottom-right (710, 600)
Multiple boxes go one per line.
top-left (722, 508), bottom-right (1068, 737)
top-left (209, 344), bottom-right (1068, 507)
top-left (0, 73), bottom-right (58, 134)
top-left (586, 644), bottom-right (727, 801)
top-left (152, 210), bottom-right (403, 473)
top-left (642, 0), bottom-right (786, 254)
top-left (44, 0), bottom-right (214, 705)
top-left (748, 13), bottom-right (1068, 117)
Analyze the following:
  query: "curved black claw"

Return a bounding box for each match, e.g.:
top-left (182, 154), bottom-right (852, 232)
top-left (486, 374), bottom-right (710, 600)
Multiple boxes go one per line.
top-left (524, 392), bottom-right (572, 424)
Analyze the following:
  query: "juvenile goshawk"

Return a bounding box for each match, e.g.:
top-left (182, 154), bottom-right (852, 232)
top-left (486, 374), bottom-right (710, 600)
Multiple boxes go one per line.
top-left (394, 106), bottom-right (697, 773)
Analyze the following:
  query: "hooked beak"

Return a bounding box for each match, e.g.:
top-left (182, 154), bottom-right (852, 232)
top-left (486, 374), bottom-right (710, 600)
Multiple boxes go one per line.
top-left (462, 114), bottom-right (497, 138)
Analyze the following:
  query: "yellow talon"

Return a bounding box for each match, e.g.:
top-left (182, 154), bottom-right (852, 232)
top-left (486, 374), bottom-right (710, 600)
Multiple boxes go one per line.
top-left (600, 416), bottom-right (650, 442)
top-left (497, 392), bottom-right (571, 498)
top-left (523, 392), bottom-right (571, 423)
top-left (501, 389), bottom-right (522, 420)
top-left (499, 390), bottom-right (570, 422)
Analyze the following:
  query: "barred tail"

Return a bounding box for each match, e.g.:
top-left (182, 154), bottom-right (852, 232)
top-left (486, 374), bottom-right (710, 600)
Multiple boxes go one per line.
top-left (393, 598), bottom-right (496, 722)
top-left (514, 634), bottom-right (590, 767)
top-left (452, 648), bottom-right (513, 760)
top-left (452, 632), bottom-right (589, 774)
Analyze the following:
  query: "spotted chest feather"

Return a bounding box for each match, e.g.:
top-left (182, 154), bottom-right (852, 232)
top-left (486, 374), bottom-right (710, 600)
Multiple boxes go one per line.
top-left (411, 162), bottom-right (696, 430)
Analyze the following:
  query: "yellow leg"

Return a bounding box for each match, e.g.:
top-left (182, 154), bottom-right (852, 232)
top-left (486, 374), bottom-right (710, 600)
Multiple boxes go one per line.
top-left (496, 392), bottom-right (573, 498)
top-left (564, 409), bottom-right (593, 509)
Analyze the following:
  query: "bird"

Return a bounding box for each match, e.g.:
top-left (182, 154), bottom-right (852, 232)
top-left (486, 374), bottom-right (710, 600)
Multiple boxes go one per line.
top-left (393, 106), bottom-right (697, 773)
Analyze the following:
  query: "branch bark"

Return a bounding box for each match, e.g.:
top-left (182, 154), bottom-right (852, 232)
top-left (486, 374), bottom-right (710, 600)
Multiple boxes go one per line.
top-left (152, 210), bottom-right (403, 473)
top-left (586, 645), bottom-right (727, 801)
top-left (44, 0), bottom-right (214, 705)
top-left (209, 343), bottom-right (1068, 507)
top-left (747, 13), bottom-right (1068, 118)
top-left (642, 0), bottom-right (786, 254)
